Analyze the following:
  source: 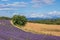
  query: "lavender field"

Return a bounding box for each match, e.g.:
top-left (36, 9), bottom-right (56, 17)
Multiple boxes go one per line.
top-left (0, 20), bottom-right (60, 40)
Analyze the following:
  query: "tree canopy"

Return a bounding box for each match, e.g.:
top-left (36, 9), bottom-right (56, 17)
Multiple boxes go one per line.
top-left (12, 15), bottom-right (27, 26)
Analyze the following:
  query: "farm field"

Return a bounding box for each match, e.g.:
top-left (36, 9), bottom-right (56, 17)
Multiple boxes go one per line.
top-left (0, 20), bottom-right (60, 40)
top-left (19, 22), bottom-right (60, 36)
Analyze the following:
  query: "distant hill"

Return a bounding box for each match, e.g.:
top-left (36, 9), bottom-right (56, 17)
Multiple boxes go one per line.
top-left (27, 18), bottom-right (46, 21)
top-left (0, 17), bottom-right (11, 20)
top-left (27, 17), bottom-right (60, 21)
top-left (27, 17), bottom-right (60, 25)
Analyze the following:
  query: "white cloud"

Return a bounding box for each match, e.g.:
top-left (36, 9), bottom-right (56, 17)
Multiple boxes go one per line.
top-left (31, 0), bottom-right (55, 4)
top-left (1, 0), bottom-right (8, 1)
top-left (29, 12), bottom-right (47, 18)
top-left (31, 0), bottom-right (55, 8)
top-left (7, 2), bottom-right (27, 8)
top-left (48, 11), bottom-right (60, 15)
top-left (42, 0), bottom-right (55, 4)
top-left (0, 8), bottom-right (19, 10)
top-left (29, 11), bottom-right (60, 18)
top-left (31, 0), bottom-right (42, 8)
top-left (0, 2), bottom-right (27, 10)
top-left (0, 0), bottom-right (56, 9)
top-left (29, 13), bottom-right (52, 18)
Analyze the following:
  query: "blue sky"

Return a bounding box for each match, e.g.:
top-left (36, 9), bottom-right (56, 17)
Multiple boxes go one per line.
top-left (0, 0), bottom-right (60, 18)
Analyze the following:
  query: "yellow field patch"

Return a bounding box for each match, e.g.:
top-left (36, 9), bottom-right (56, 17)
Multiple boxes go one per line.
top-left (11, 21), bottom-right (60, 36)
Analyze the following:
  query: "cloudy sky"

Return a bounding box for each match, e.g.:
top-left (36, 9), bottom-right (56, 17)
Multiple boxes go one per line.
top-left (0, 0), bottom-right (60, 18)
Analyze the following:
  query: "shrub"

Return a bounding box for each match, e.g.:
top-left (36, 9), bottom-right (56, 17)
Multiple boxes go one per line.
top-left (12, 15), bottom-right (27, 26)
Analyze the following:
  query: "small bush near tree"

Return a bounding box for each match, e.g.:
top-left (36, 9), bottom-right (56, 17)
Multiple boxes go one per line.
top-left (12, 15), bottom-right (27, 26)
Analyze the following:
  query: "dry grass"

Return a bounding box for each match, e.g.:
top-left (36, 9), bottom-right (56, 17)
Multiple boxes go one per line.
top-left (11, 21), bottom-right (60, 36)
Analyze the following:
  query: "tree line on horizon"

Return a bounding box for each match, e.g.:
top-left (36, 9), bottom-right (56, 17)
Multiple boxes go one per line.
top-left (0, 15), bottom-right (60, 25)
top-left (29, 18), bottom-right (60, 25)
top-left (0, 16), bottom-right (11, 20)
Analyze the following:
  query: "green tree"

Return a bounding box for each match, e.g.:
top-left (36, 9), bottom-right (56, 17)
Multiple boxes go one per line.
top-left (12, 15), bottom-right (27, 26)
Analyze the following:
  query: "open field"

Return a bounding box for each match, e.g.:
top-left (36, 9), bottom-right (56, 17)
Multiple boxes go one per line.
top-left (0, 20), bottom-right (60, 40)
top-left (12, 22), bottom-right (60, 36)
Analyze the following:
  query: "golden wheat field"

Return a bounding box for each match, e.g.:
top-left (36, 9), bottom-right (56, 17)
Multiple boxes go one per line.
top-left (11, 21), bottom-right (60, 36)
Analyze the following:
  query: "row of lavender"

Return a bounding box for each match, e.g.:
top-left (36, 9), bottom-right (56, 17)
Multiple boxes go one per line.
top-left (0, 20), bottom-right (60, 40)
